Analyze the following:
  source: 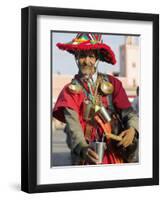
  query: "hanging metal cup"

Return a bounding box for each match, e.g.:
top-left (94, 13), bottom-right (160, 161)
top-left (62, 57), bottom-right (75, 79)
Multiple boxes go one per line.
top-left (83, 100), bottom-right (94, 121)
top-left (96, 106), bottom-right (112, 122)
top-left (91, 141), bottom-right (106, 164)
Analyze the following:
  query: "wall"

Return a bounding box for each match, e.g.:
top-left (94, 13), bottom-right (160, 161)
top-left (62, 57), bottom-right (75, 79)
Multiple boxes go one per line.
top-left (0, 0), bottom-right (162, 199)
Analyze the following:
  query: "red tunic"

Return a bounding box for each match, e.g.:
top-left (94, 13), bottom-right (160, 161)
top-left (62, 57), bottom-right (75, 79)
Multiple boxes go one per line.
top-left (53, 74), bottom-right (131, 164)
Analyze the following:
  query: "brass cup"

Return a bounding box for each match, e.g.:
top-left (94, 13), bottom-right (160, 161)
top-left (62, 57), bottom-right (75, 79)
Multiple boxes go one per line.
top-left (100, 81), bottom-right (114, 95)
top-left (68, 84), bottom-right (82, 94)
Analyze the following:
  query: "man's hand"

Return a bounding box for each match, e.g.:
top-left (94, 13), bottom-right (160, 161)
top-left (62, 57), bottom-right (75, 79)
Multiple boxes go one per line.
top-left (117, 127), bottom-right (136, 148)
top-left (80, 147), bottom-right (99, 164)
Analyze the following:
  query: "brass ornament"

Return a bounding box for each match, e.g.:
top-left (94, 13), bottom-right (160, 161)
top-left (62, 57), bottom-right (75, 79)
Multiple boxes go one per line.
top-left (100, 81), bottom-right (114, 95)
top-left (68, 83), bottom-right (82, 94)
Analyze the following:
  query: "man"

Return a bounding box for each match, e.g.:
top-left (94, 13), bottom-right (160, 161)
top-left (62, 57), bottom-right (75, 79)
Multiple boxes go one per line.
top-left (53, 33), bottom-right (138, 165)
top-left (132, 86), bottom-right (139, 116)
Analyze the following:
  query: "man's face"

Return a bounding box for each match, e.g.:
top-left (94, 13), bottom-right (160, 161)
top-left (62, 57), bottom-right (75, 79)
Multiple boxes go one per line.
top-left (76, 50), bottom-right (98, 77)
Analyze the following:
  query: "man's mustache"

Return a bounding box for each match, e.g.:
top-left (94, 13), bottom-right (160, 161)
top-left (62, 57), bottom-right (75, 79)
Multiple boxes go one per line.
top-left (80, 63), bottom-right (95, 68)
top-left (80, 65), bottom-right (95, 71)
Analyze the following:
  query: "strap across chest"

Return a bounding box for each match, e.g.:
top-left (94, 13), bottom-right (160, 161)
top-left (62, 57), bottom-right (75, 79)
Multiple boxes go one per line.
top-left (73, 74), bottom-right (115, 112)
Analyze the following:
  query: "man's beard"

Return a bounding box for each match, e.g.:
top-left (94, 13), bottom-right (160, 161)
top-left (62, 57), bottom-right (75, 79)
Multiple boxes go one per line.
top-left (79, 65), bottom-right (96, 79)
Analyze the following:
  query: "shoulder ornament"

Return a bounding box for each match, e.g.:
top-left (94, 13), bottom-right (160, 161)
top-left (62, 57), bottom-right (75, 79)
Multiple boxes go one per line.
top-left (100, 81), bottom-right (114, 95)
top-left (68, 82), bottom-right (82, 94)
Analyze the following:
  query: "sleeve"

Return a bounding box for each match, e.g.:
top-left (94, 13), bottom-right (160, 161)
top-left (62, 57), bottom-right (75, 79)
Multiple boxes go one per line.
top-left (53, 84), bottom-right (82, 123)
top-left (120, 107), bottom-right (139, 162)
top-left (64, 108), bottom-right (88, 153)
top-left (120, 107), bottom-right (139, 134)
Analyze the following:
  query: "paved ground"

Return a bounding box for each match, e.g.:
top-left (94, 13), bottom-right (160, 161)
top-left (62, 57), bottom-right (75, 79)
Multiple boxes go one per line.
top-left (52, 129), bottom-right (72, 166)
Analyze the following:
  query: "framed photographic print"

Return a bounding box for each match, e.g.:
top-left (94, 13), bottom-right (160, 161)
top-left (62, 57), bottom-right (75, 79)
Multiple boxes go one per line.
top-left (21, 6), bottom-right (159, 193)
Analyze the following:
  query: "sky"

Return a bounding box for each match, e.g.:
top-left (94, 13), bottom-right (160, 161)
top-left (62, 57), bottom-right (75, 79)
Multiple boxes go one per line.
top-left (52, 32), bottom-right (139, 75)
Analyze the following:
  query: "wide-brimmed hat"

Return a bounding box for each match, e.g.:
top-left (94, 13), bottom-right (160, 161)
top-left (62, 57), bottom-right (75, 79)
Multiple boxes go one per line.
top-left (56, 33), bottom-right (116, 65)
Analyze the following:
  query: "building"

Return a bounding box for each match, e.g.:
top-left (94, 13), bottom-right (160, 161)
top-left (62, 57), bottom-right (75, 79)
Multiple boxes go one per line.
top-left (119, 36), bottom-right (140, 87)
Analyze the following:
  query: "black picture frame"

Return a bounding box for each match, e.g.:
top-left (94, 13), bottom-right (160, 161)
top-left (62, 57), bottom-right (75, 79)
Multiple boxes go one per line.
top-left (21, 6), bottom-right (159, 193)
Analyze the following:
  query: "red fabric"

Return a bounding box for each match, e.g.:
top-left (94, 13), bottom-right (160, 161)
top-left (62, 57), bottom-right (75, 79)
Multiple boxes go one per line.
top-left (108, 75), bottom-right (131, 110)
top-left (53, 83), bottom-right (84, 123)
top-left (53, 74), bottom-right (131, 164)
top-left (56, 43), bottom-right (116, 65)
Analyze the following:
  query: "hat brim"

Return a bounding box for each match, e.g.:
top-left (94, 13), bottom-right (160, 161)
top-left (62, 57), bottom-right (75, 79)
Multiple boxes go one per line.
top-left (56, 43), bottom-right (116, 65)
